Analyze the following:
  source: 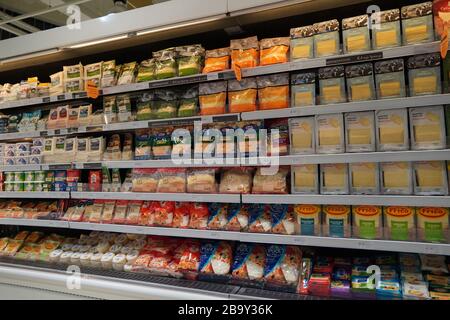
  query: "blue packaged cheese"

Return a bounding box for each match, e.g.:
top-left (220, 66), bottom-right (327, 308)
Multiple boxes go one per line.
top-left (231, 243), bottom-right (266, 282)
top-left (264, 245), bottom-right (302, 287)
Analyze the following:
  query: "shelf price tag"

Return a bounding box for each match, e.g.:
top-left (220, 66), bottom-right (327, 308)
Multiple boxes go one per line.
top-left (57, 94), bottom-right (66, 101)
top-left (42, 97), bottom-right (51, 103)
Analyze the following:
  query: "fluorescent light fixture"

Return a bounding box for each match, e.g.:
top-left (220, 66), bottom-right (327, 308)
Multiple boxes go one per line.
top-left (136, 15), bottom-right (226, 36)
top-left (228, 0), bottom-right (313, 16)
top-left (0, 48), bottom-right (60, 65)
top-left (67, 35), bottom-right (128, 49)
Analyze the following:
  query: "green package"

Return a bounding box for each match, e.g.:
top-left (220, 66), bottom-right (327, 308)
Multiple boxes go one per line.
top-left (154, 89), bottom-right (178, 119)
top-left (137, 59), bottom-right (156, 82)
top-left (136, 92), bottom-right (154, 121)
top-left (177, 44), bottom-right (204, 77)
top-left (154, 48), bottom-right (177, 80)
top-left (178, 85), bottom-right (198, 117)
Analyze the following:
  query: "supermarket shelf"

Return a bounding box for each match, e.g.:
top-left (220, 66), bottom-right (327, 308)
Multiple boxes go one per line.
top-left (0, 164), bottom-right (41, 172)
top-left (241, 94), bottom-right (450, 120)
top-left (0, 92), bottom-right (89, 111)
top-left (70, 192), bottom-right (241, 203)
top-left (0, 192), bottom-right (70, 199)
top-left (242, 195), bottom-right (450, 207)
top-left (0, 218), bottom-right (69, 228)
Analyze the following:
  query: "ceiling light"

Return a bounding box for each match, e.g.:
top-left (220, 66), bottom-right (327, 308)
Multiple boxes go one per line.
top-left (0, 48), bottom-right (60, 65)
top-left (67, 35), bottom-right (128, 49)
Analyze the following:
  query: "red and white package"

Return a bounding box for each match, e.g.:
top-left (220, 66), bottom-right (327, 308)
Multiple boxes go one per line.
top-left (178, 240), bottom-right (201, 280)
top-left (153, 201), bottom-right (175, 227)
top-left (112, 200), bottom-right (128, 224)
top-left (156, 168), bottom-right (187, 193)
top-left (173, 202), bottom-right (191, 228)
top-left (125, 200), bottom-right (143, 225)
top-left (188, 203), bottom-right (209, 230)
top-left (138, 201), bottom-right (155, 226)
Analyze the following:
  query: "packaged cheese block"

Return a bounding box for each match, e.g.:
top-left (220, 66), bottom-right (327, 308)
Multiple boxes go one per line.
top-left (291, 164), bottom-right (318, 194)
top-left (381, 162), bottom-right (413, 195)
top-left (409, 106), bottom-right (446, 150)
top-left (416, 207), bottom-right (449, 243)
top-left (289, 117), bottom-right (315, 154)
top-left (383, 206), bottom-right (416, 241)
top-left (50, 71), bottom-right (64, 96)
top-left (322, 205), bottom-right (351, 238)
top-left (318, 66), bottom-right (346, 105)
top-left (77, 104), bottom-right (92, 126)
top-left (290, 26), bottom-right (315, 60)
top-left (345, 63), bottom-right (376, 102)
top-left (401, 2), bottom-right (434, 45)
top-left (64, 79), bottom-right (84, 93)
top-left (313, 19), bottom-right (340, 57)
top-left (259, 37), bottom-right (290, 66)
top-left (342, 15), bottom-right (370, 54)
top-left (63, 63), bottom-right (83, 80)
top-left (291, 72), bottom-right (316, 107)
top-left (349, 162), bottom-right (380, 195)
top-left (294, 204), bottom-right (321, 236)
top-left (375, 59), bottom-right (406, 99)
top-left (371, 9), bottom-right (401, 49)
top-left (375, 109), bottom-right (409, 151)
top-left (320, 163), bottom-right (349, 195)
top-left (352, 205), bottom-right (382, 240)
top-left (407, 53), bottom-right (441, 96)
top-left (345, 111), bottom-right (375, 152)
top-left (315, 113), bottom-right (345, 154)
top-left (413, 161), bottom-right (449, 195)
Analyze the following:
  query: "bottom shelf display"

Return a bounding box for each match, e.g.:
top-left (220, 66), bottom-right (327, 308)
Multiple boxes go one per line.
top-left (0, 229), bottom-right (449, 300)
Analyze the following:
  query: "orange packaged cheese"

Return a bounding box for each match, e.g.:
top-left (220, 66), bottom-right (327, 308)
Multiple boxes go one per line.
top-left (230, 36), bottom-right (259, 69)
top-left (228, 78), bottom-right (258, 113)
top-left (199, 81), bottom-right (227, 115)
top-left (203, 48), bottom-right (230, 74)
top-left (257, 73), bottom-right (289, 110)
top-left (260, 37), bottom-right (290, 66)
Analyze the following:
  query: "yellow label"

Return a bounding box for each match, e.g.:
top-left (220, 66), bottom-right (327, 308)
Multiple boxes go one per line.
top-left (347, 34), bottom-right (367, 52)
top-left (414, 124), bottom-right (441, 143)
top-left (292, 45), bottom-right (311, 59)
top-left (405, 24), bottom-right (428, 43)
top-left (352, 166), bottom-right (376, 188)
top-left (323, 85), bottom-right (342, 102)
top-left (413, 76), bottom-right (437, 94)
top-left (351, 83), bottom-right (371, 101)
top-left (416, 164), bottom-right (444, 187)
top-left (380, 81), bottom-right (401, 98)
top-left (295, 91), bottom-right (313, 106)
top-left (376, 29), bottom-right (397, 47)
top-left (348, 128), bottom-right (371, 145)
top-left (317, 39), bottom-right (336, 56)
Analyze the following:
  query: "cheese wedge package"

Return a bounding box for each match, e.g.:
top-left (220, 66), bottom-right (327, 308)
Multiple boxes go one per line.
top-left (345, 63), bottom-right (376, 102)
top-left (322, 205), bottom-right (351, 238)
top-left (375, 109), bottom-right (409, 151)
top-left (383, 206), bottom-right (416, 241)
top-left (345, 111), bottom-right (375, 152)
top-left (371, 9), bottom-right (402, 49)
top-left (416, 207), bottom-right (449, 243)
top-left (289, 117), bottom-right (315, 154)
top-left (409, 106), bottom-right (446, 150)
top-left (259, 37), bottom-right (290, 66)
top-left (407, 53), bottom-right (442, 96)
top-left (342, 14), bottom-right (370, 54)
top-left (374, 59), bottom-right (406, 99)
top-left (294, 204), bottom-right (321, 236)
top-left (349, 162), bottom-right (380, 195)
top-left (228, 78), bottom-right (257, 113)
top-left (381, 161), bottom-right (413, 195)
top-left (230, 36), bottom-right (259, 69)
top-left (315, 113), bottom-right (345, 154)
top-left (291, 164), bottom-right (319, 194)
top-left (318, 66), bottom-right (346, 105)
top-left (401, 2), bottom-right (435, 45)
top-left (256, 73), bottom-right (289, 110)
top-left (413, 161), bottom-right (449, 195)
top-left (352, 205), bottom-right (382, 240)
top-left (313, 19), bottom-right (341, 57)
top-left (320, 163), bottom-right (349, 195)
top-left (290, 26), bottom-right (315, 60)
top-left (291, 72), bottom-right (316, 107)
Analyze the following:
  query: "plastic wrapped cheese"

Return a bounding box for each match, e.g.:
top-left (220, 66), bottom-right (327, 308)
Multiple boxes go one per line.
top-left (230, 36), bottom-right (259, 69)
top-left (313, 19), bottom-right (340, 57)
top-left (259, 37), bottom-right (290, 66)
top-left (345, 111), bottom-right (375, 152)
top-left (352, 205), bottom-right (382, 240)
top-left (375, 109), bottom-right (409, 151)
top-left (322, 205), bottom-right (351, 238)
top-left (294, 204), bottom-right (321, 236)
top-left (289, 117), bottom-right (315, 154)
top-left (291, 164), bottom-right (319, 194)
top-left (371, 9), bottom-right (401, 49)
top-left (342, 15), bottom-right (370, 53)
top-left (413, 161), bottom-right (448, 195)
top-left (401, 2), bottom-right (434, 45)
top-left (416, 207), bottom-right (449, 243)
top-left (290, 26), bottom-right (315, 60)
top-left (383, 206), bottom-right (416, 241)
top-left (381, 162), bottom-right (413, 195)
top-left (349, 162), bottom-right (380, 195)
top-left (315, 113), bottom-right (345, 154)
top-left (409, 106), bottom-right (446, 150)
top-left (227, 78), bottom-right (257, 113)
top-left (320, 164), bottom-right (349, 195)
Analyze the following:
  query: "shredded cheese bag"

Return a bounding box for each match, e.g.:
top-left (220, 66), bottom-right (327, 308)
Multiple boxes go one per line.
top-left (203, 48), bottom-right (230, 74)
top-left (259, 37), bottom-right (290, 66)
top-left (228, 78), bottom-right (257, 113)
top-left (199, 81), bottom-right (227, 115)
top-left (256, 73), bottom-right (289, 110)
top-left (231, 36), bottom-right (259, 69)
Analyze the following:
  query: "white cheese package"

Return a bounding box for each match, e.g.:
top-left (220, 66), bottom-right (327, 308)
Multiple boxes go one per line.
top-left (349, 162), bottom-right (380, 195)
top-left (88, 137), bottom-right (105, 162)
top-left (78, 104), bottom-right (93, 126)
top-left (61, 137), bottom-right (78, 163)
top-left (63, 63), bottom-right (83, 81)
top-left (381, 161), bottom-right (413, 195)
top-left (315, 113), bottom-right (345, 154)
top-left (375, 109), bottom-right (409, 151)
top-left (43, 137), bottom-right (56, 163)
top-left (64, 79), bottom-right (84, 93)
top-left (50, 72), bottom-right (64, 96)
top-left (345, 111), bottom-right (375, 152)
top-left (84, 62), bottom-right (103, 88)
top-left (289, 117), bottom-right (315, 154)
top-left (291, 164), bottom-right (319, 194)
top-left (320, 163), bottom-right (349, 195)
top-left (409, 106), bottom-right (446, 150)
top-left (76, 137), bottom-right (90, 162)
top-left (413, 161), bottom-right (449, 195)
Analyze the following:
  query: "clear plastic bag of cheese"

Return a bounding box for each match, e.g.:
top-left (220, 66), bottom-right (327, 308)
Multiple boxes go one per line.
top-left (231, 243), bottom-right (266, 286)
top-left (199, 241), bottom-right (233, 279)
top-left (264, 245), bottom-right (302, 288)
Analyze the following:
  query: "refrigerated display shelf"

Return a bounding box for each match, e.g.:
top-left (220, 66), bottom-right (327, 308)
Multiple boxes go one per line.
top-left (0, 92), bottom-right (89, 111)
top-left (0, 218), bottom-right (69, 228)
top-left (0, 192), bottom-right (70, 199)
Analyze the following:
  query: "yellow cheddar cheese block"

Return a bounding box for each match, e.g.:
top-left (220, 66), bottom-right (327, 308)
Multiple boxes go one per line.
top-left (317, 39), bottom-right (336, 56)
top-left (293, 132), bottom-right (312, 149)
top-left (324, 170), bottom-right (346, 187)
top-left (323, 85), bottom-right (342, 102)
top-left (352, 169), bottom-right (376, 188)
top-left (292, 45), bottom-right (311, 59)
top-left (405, 25), bottom-right (428, 43)
top-left (415, 162), bottom-right (445, 188)
top-left (347, 34), bottom-right (367, 52)
top-left (295, 170), bottom-right (316, 188)
top-left (319, 128), bottom-right (341, 146)
top-left (351, 83), bottom-right (371, 101)
top-left (295, 91), bottom-right (314, 106)
top-left (383, 163), bottom-right (410, 188)
top-left (348, 128), bottom-right (371, 145)
top-left (376, 29), bottom-right (398, 47)
top-left (413, 125), bottom-right (442, 143)
top-left (379, 81), bottom-right (401, 98)
top-left (413, 76), bottom-right (437, 94)
top-left (380, 127), bottom-right (405, 144)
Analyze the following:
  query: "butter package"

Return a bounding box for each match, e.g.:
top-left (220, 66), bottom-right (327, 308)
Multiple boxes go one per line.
top-left (381, 162), bottom-right (413, 195)
top-left (345, 63), bottom-right (376, 102)
top-left (352, 206), bottom-right (382, 240)
top-left (322, 205), bottom-right (351, 238)
top-left (345, 111), bottom-right (375, 152)
top-left (384, 206), bottom-right (416, 241)
top-left (291, 164), bottom-right (319, 194)
top-left (290, 26), bottom-right (315, 60)
top-left (291, 72), bottom-right (316, 107)
top-left (320, 163), bottom-right (349, 195)
top-left (315, 113), bottom-right (345, 154)
top-left (349, 162), bottom-right (380, 195)
top-left (416, 207), bottom-right (449, 243)
top-left (407, 53), bottom-right (441, 96)
top-left (289, 117), bottom-right (315, 154)
top-left (371, 9), bottom-right (401, 49)
top-left (375, 109), bottom-right (409, 151)
top-left (401, 2), bottom-right (435, 45)
top-left (294, 204), bottom-right (321, 236)
top-left (374, 59), bottom-right (406, 99)
top-left (313, 19), bottom-right (340, 57)
top-left (342, 15), bottom-right (370, 54)
top-left (413, 161), bottom-right (449, 195)
top-left (318, 66), bottom-right (346, 104)
top-left (409, 106), bottom-right (446, 150)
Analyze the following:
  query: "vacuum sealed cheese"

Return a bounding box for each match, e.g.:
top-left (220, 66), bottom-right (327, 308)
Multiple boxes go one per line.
top-left (381, 162), bottom-right (413, 195)
top-left (342, 14), bottom-right (370, 53)
top-left (291, 72), bottom-right (316, 107)
top-left (230, 36), bottom-right (259, 69)
top-left (294, 204), bottom-right (321, 236)
top-left (199, 81), bottom-right (227, 115)
top-left (416, 207), bottom-right (449, 243)
top-left (349, 162), bottom-right (380, 195)
top-left (315, 113), bottom-right (345, 154)
top-left (176, 44), bottom-right (204, 77)
top-left (345, 111), bottom-right (375, 152)
top-left (117, 61), bottom-right (137, 85)
top-left (375, 109), bottom-right (409, 151)
top-left (199, 241), bottom-right (233, 280)
top-left (401, 2), bottom-right (434, 45)
top-left (256, 73), bottom-right (289, 110)
top-left (84, 62), bottom-right (102, 87)
top-left (345, 63), bottom-right (376, 102)
top-left (50, 72), bottom-right (64, 95)
top-left (407, 53), bottom-right (442, 96)
top-left (154, 48), bottom-right (177, 79)
top-left (289, 117), bottom-right (315, 154)
top-left (291, 164), bottom-right (319, 194)
top-left (319, 66), bottom-right (346, 104)
top-left (409, 106), bottom-right (446, 150)
top-left (375, 59), bottom-right (406, 99)
top-left (413, 161), bottom-right (449, 195)
top-left (313, 19), bottom-right (340, 57)
top-left (259, 37), bottom-right (290, 66)
top-left (228, 78), bottom-right (257, 113)
top-left (203, 48), bottom-right (230, 74)
top-left (322, 205), bottom-right (351, 238)
top-left (371, 9), bottom-right (401, 49)
top-left (290, 26), bottom-right (315, 60)
top-left (352, 205), bottom-right (382, 240)
top-left (383, 206), bottom-right (416, 241)
top-left (320, 163), bottom-right (349, 195)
